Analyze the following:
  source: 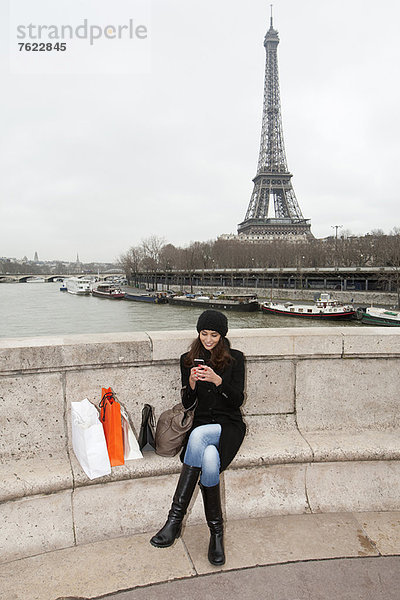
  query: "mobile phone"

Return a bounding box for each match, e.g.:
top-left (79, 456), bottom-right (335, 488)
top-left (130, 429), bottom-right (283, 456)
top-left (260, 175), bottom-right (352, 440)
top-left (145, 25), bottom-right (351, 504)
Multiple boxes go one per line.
top-left (194, 358), bottom-right (205, 367)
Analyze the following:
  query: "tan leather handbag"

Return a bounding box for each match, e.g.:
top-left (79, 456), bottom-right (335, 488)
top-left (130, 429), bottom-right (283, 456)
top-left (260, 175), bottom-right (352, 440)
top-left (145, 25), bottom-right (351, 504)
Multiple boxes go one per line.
top-left (155, 399), bottom-right (197, 457)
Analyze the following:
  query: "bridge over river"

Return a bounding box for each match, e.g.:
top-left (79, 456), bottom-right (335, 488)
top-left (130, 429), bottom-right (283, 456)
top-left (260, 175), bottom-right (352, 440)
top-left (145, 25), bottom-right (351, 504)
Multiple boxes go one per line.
top-left (132, 266), bottom-right (399, 293)
top-left (0, 273), bottom-right (123, 283)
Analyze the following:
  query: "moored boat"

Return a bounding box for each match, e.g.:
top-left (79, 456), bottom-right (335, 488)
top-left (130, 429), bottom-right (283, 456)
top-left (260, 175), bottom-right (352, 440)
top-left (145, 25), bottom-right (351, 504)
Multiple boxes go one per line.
top-left (91, 282), bottom-right (125, 299)
top-left (59, 280), bottom-right (67, 292)
top-left (66, 277), bottom-right (91, 295)
top-left (168, 293), bottom-right (259, 312)
top-left (356, 306), bottom-right (400, 327)
top-left (124, 291), bottom-right (168, 304)
top-left (262, 293), bottom-right (356, 320)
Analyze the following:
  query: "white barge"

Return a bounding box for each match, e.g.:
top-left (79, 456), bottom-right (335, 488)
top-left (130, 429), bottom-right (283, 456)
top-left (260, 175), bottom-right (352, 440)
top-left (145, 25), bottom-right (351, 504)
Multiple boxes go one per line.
top-left (66, 277), bottom-right (92, 295)
top-left (262, 293), bottom-right (356, 320)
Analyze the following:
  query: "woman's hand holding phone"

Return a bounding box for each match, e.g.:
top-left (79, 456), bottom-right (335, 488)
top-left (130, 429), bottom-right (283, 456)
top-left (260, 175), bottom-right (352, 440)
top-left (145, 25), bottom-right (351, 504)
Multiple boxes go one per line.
top-left (192, 360), bottom-right (222, 387)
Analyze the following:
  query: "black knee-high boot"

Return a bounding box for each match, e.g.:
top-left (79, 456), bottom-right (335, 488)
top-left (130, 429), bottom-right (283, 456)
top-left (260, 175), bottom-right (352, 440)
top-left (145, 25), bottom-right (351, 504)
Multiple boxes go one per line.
top-left (200, 483), bottom-right (225, 566)
top-left (150, 464), bottom-right (201, 548)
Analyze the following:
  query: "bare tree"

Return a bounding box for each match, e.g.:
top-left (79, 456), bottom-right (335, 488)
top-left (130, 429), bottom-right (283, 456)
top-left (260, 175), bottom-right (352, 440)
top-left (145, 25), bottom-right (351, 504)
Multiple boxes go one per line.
top-left (141, 236), bottom-right (166, 269)
top-left (118, 227), bottom-right (400, 298)
top-left (382, 233), bottom-right (400, 308)
top-left (118, 246), bottom-right (144, 284)
top-left (159, 243), bottom-right (179, 270)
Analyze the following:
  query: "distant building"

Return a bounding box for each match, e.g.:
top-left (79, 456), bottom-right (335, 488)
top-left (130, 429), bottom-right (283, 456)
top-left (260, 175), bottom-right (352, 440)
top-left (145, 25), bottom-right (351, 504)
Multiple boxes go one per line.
top-left (219, 232), bottom-right (305, 244)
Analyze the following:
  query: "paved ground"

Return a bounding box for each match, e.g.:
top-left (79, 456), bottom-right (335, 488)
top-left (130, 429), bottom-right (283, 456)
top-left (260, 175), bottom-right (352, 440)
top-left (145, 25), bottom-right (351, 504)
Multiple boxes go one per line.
top-left (97, 557), bottom-right (400, 600)
top-left (1, 511), bottom-right (400, 600)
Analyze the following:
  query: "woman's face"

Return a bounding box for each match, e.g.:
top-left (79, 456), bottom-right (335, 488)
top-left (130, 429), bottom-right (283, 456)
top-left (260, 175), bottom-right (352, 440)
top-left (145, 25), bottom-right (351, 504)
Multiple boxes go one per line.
top-left (199, 329), bottom-right (221, 351)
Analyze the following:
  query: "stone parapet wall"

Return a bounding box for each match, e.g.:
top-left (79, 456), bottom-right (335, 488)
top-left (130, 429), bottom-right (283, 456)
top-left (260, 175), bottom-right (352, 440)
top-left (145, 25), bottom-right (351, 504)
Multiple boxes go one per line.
top-left (1, 327), bottom-right (400, 563)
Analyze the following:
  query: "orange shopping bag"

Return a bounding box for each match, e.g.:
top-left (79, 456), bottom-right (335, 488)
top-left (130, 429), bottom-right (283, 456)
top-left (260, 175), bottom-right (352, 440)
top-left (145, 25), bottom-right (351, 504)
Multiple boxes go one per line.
top-left (99, 387), bottom-right (124, 467)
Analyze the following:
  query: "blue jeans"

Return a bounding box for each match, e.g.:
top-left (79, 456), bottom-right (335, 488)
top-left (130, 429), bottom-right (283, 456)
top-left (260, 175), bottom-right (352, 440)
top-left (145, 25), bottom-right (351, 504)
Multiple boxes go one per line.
top-left (184, 424), bottom-right (222, 487)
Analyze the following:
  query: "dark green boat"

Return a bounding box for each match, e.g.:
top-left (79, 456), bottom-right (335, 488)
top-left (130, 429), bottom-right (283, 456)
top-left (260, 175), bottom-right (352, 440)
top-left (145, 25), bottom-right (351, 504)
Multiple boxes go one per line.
top-left (356, 306), bottom-right (400, 326)
top-left (168, 293), bottom-right (259, 312)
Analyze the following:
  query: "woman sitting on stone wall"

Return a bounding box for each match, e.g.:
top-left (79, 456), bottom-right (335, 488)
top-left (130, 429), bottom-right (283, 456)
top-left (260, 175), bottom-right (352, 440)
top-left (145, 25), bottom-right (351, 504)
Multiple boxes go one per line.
top-left (150, 309), bottom-right (246, 566)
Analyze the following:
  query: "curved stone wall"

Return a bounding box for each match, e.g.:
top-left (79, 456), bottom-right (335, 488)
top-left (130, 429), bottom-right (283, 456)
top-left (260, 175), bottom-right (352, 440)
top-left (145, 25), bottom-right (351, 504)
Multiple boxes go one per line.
top-left (1, 326), bottom-right (400, 563)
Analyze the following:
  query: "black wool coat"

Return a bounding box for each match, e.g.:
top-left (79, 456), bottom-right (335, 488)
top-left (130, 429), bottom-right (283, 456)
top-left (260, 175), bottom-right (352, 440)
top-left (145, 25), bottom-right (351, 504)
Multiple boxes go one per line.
top-left (179, 345), bottom-right (246, 472)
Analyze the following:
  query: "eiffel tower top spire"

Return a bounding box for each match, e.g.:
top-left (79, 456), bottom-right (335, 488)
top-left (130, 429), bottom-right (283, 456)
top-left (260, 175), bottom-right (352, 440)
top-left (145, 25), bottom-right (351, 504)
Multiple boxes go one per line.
top-left (237, 9), bottom-right (312, 240)
top-left (266, 4), bottom-right (279, 42)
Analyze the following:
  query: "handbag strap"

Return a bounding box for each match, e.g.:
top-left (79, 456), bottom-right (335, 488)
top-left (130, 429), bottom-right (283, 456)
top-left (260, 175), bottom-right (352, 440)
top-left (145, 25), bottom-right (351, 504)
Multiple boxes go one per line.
top-left (99, 390), bottom-right (115, 422)
top-left (149, 408), bottom-right (155, 428)
top-left (184, 398), bottom-right (198, 412)
top-left (143, 404), bottom-right (156, 428)
top-left (100, 390), bottom-right (115, 406)
top-left (181, 386), bottom-right (198, 413)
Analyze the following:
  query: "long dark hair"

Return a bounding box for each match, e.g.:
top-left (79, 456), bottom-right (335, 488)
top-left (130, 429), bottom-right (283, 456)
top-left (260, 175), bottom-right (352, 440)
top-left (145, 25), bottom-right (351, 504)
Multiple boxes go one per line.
top-left (184, 335), bottom-right (233, 372)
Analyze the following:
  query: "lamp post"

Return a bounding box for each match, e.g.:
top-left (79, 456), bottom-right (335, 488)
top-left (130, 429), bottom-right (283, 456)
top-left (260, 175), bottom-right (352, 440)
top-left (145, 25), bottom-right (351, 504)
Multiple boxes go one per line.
top-left (331, 225), bottom-right (343, 263)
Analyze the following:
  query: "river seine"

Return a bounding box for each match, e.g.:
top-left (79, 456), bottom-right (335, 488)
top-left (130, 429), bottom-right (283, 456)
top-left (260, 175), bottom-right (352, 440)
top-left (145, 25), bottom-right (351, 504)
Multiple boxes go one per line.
top-left (0, 282), bottom-right (361, 339)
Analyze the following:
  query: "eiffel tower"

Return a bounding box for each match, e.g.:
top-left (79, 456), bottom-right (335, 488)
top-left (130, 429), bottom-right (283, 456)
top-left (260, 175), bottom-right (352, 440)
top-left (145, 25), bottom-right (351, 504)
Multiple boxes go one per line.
top-left (237, 10), bottom-right (312, 240)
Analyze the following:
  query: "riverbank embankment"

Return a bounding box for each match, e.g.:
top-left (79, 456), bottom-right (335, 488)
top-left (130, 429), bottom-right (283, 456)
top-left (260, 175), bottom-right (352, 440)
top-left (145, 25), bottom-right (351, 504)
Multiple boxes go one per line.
top-left (167, 285), bottom-right (398, 307)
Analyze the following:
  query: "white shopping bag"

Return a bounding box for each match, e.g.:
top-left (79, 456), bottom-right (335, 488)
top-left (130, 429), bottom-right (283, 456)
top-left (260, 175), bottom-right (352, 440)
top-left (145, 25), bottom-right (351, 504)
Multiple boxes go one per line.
top-left (71, 398), bottom-right (111, 480)
top-left (121, 407), bottom-right (143, 461)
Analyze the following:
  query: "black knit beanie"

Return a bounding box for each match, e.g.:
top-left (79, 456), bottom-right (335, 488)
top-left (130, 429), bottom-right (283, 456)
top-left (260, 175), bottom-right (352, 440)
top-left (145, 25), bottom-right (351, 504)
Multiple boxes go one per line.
top-left (196, 310), bottom-right (228, 337)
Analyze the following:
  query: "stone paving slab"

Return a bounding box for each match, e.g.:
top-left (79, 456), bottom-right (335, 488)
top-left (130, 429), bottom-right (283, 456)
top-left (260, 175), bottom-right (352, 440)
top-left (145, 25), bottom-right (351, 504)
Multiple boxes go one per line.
top-left (183, 513), bottom-right (378, 575)
top-left (0, 533), bottom-right (194, 600)
top-left (98, 556), bottom-right (400, 600)
top-left (1, 512), bottom-right (400, 600)
top-left (353, 511), bottom-right (400, 555)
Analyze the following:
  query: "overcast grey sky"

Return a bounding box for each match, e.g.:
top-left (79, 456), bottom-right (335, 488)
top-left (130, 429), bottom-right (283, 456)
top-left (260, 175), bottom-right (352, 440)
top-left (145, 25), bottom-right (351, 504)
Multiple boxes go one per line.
top-left (1, 0), bottom-right (400, 263)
